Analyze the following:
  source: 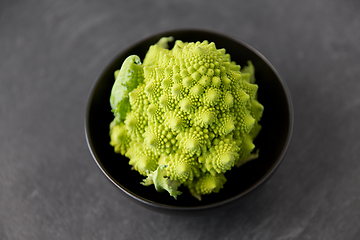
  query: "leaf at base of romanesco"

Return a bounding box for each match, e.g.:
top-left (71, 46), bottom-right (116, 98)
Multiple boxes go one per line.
top-left (141, 165), bottom-right (182, 199)
top-left (236, 149), bottom-right (259, 167)
top-left (241, 61), bottom-right (256, 84)
top-left (110, 55), bottom-right (144, 122)
top-left (156, 36), bottom-right (174, 49)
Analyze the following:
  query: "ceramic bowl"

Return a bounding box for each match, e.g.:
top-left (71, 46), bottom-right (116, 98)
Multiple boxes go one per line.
top-left (85, 29), bottom-right (293, 214)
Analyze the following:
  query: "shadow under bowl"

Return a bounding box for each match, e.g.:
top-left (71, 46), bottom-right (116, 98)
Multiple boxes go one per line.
top-left (85, 29), bottom-right (293, 215)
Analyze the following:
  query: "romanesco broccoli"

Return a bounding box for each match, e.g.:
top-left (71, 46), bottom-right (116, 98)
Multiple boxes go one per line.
top-left (109, 37), bottom-right (263, 200)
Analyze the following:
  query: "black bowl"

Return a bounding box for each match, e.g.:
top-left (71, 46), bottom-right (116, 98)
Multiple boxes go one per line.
top-left (85, 29), bottom-right (293, 215)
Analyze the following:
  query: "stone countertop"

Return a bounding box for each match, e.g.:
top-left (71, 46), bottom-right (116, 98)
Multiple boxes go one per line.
top-left (1, 0), bottom-right (359, 239)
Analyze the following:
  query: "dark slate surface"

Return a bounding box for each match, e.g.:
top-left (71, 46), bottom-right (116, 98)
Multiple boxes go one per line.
top-left (1, 0), bottom-right (360, 239)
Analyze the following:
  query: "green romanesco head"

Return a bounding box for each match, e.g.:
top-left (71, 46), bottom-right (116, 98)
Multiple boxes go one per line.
top-left (109, 37), bottom-right (263, 200)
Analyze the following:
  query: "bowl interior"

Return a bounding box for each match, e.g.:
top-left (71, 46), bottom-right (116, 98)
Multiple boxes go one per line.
top-left (86, 30), bottom-right (293, 210)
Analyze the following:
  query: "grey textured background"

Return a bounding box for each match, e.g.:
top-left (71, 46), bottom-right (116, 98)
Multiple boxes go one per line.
top-left (1, 0), bottom-right (360, 239)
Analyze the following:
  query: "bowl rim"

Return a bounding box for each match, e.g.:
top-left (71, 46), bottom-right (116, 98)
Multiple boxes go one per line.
top-left (85, 28), bottom-right (294, 212)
